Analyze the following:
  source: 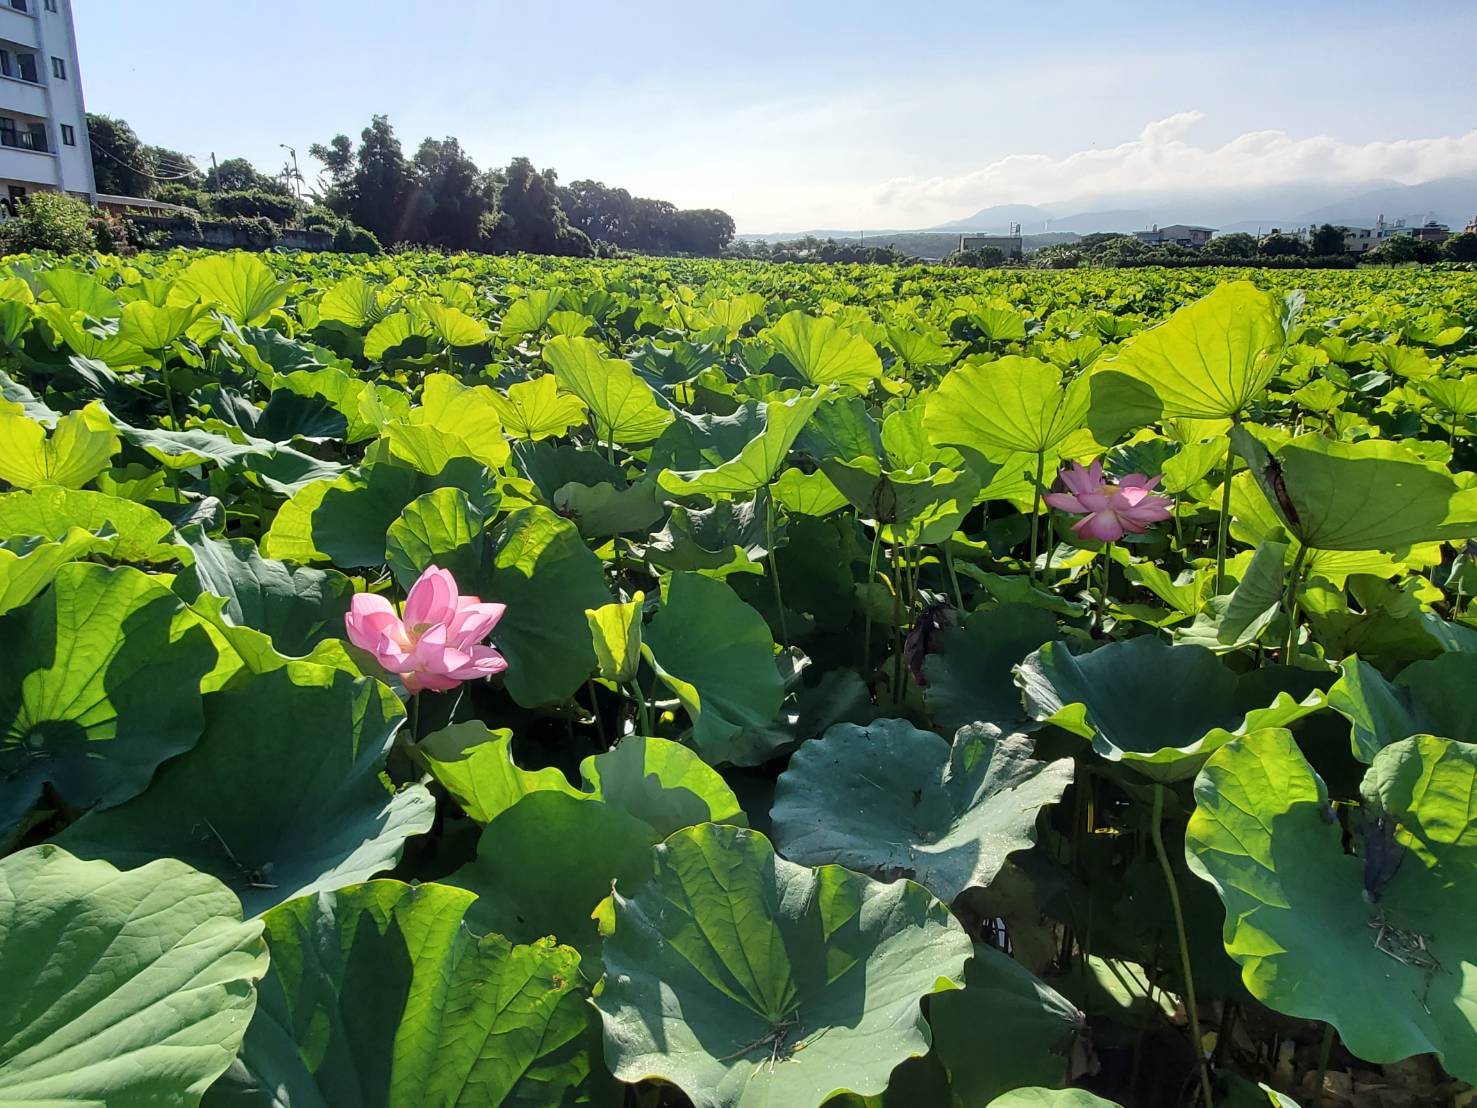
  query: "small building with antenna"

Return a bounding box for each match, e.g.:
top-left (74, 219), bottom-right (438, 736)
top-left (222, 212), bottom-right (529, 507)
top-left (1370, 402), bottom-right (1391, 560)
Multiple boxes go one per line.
top-left (0, 0), bottom-right (94, 215)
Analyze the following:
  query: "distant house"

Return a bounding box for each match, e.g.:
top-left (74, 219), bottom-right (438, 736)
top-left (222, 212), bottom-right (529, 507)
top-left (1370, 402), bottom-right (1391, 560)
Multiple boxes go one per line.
top-left (1133, 224), bottom-right (1214, 248)
top-left (959, 233), bottom-right (1022, 259)
top-left (1466, 214), bottom-right (1477, 235)
top-left (1344, 216), bottom-right (1450, 253)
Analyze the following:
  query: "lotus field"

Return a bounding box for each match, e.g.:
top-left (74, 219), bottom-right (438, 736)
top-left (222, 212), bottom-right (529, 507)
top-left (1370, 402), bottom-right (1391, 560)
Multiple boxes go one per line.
top-left (3, 250), bottom-right (1477, 1108)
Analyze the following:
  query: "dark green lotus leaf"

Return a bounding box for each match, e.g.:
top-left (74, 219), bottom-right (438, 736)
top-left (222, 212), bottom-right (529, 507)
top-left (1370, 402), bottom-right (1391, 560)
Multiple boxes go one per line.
top-left (263, 457), bottom-right (492, 567)
top-left (174, 525), bottom-right (354, 664)
top-left (446, 791), bottom-right (658, 965)
top-left (205, 880), bottom-right (613, 1108)
top-left (56, 665), bottom-right (433, 915)
top-left (646, 492), bottom-right (772, 577)
top-left (594, 823), bottom-right (972, 1108)
top-left (1326, 654), bottom-right (1477, 763)
top-left (643, 572), bottom-right (785, 754)
top-left (0, 563), bottom-right (216, 836)
top-left (553, 477), bottom-right (664, 539)
top-left (986, 1090), bottom-right (1121, 1108)
top-left (0, 845), bottom-right (267, 1106)
top-left (483, 505), bottom-right (611, 707)
top-left (931, 945), bottom-right (1087, 1106)
top-left (923, 605), bottom-right (1061, 735)
top-left (1233, 425), bottom-right (1477, 551)
top-left (771, 720), bottom-right (1072, 902)
top-left (655, 392), bottom-right (824, 498)
top-left (383, 486), bottom-right (489, 592)
top-left (1187, 729), bottom-right (1477, 1084)
top-left (1017, 637), bottom-right (1323, 781)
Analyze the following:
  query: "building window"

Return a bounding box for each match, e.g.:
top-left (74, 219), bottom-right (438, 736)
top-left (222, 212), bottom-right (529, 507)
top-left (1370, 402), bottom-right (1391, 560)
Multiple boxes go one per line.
top-left (44, 0), bottom-right (57, 10)
top-left (61, 123), bottom-right (74, 145)
top-left (9, 0), bottom-right (29, 12)
top-left (17, 53), bottom-right (37, 83)
top-left (50, 56), bottom-right (65, 79)
top-left (0, 51), bottom-right (10, 78)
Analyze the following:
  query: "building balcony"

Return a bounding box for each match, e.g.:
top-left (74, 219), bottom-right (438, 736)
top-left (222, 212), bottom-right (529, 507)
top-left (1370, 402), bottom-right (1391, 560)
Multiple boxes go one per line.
top-left (0, 142), bottom-right (58, 186)
top-left (0, 7), bottom-right (37, 49)
top-left (1, 126), bottom-right (46, 152)
top-left (0, 72), bottom-right (47, 115)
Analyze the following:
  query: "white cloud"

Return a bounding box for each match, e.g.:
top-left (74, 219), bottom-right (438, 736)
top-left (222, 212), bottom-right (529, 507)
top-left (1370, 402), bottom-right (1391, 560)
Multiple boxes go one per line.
top-left (874, 113), bottom-right (1477, 223)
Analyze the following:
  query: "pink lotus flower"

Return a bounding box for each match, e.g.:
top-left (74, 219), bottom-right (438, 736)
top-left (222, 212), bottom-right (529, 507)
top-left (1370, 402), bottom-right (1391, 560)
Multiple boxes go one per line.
top-left (1043, 459), bottom-right (1174, 543)
top-left (345, 565), bottom-right (508, 693)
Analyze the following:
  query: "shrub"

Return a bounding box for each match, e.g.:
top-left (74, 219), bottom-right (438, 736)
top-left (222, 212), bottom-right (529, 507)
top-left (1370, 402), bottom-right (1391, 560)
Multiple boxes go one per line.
top-left (0, 192), bottom-right (97, 255)
top-left (87, 208), bottom-right (136, 256)
top-left (206, 189), bottom-right (302, 225)
top-left (332, 222), bottom-right (382, 255)
top-left (222, 215), bottom-right (281, 249)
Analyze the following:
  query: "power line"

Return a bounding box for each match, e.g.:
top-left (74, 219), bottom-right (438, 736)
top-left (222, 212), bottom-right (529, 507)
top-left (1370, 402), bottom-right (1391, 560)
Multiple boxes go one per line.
top-left (88, 136), bottom-right (200, 183)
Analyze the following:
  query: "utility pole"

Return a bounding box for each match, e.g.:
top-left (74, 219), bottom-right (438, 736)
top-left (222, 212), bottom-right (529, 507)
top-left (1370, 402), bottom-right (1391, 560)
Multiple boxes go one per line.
top-left (279, 144), bottom-right (302, 201)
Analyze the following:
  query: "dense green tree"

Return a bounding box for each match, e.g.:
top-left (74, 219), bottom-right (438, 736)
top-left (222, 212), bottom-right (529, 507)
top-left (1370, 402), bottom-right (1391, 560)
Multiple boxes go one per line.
top-left (310, 115), bottom-right (415, 246)
top-left (1309, 223), bottom-right (1347, 255)
top-left (482, 158), bottom-right (592, 257)
top-left (409, 137), bottom-right (493, 250)
top-left (143, 146), bottom-right (203, 187)
top-left (1368, 235), bottom-right (1440, 264)
top-left (945, 246), bottom-right (1005, 268)
top-left (1441, 231), bottom-right (1477, 262)
top-left (1199, 232), bottom-right (1258, 259)
top-left (1258, 231), bottom-right (1309, 257)
top-left (86, 114), bottom-right (154, 197)
top-left (204, 157), bottom-right (287, 196)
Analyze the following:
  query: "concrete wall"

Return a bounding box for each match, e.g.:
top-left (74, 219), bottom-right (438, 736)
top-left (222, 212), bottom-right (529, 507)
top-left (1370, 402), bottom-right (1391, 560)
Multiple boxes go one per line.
top-left (130, 213), bottom-right (333, 252)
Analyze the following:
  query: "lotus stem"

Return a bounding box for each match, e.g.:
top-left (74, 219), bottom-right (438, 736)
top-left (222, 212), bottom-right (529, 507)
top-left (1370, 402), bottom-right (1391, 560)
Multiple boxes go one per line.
top-left (1150, 783), bottom-right (1214, 1108)
top-left (587, 679), bottom-right (608, 748)
top-left (944, 542), bottom-right (964, 610)
top-left (1098, 541), bottom-right (1113, 633)
top-left (765, 492), bottom-right (788, 647)
top-left (890, 537), bottom-right (905, 706)
top-left (1029, 450), bottom-right (1045, 583)
top-left (407, 691), bottom-right (421, 744)
top-left (862, 521), bottom-right (881, 672)
top-left (1312, 1021), bottom-right (1335, 1107)
top-left (1282, 544), bottom-right (1309, 662)
top-left (627, 679), bottom-right (653, 736)
top-left (1216, 432), bottom-right (1235, 593)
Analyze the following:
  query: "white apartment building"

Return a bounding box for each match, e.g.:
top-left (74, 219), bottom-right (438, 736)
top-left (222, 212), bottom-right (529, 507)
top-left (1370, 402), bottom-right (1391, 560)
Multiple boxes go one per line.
top-left (0, 0), bottom-right (93, 214)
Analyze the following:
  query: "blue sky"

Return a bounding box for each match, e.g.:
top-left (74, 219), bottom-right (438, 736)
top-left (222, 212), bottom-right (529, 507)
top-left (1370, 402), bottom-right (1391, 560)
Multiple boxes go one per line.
top-left (73, 1), bottom-right (1477, 231)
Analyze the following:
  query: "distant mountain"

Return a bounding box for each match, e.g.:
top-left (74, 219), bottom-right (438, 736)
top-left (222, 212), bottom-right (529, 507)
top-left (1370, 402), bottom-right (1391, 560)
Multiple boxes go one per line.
top-left (742, 177), bottom-right (1477, 242)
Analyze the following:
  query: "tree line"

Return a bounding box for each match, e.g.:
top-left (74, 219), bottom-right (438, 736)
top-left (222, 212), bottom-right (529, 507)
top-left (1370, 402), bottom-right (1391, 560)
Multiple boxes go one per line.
top-left (83, 113), bottom-right (736, 258)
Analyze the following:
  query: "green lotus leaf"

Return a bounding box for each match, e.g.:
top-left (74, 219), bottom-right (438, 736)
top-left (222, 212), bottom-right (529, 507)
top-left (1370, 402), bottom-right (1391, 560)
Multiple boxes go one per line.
top-left (1016, 637), bottom-right (1324, 781)
top-left (446, 791), bottom-right (658, 964)
top-left (171, 252), bottom-right (287, 326)
top-left (931, 945), bottom-right (1087, 1106)
top-left (174, 525), bottom-right (354, 666)
top-left (0, 402), bottom-right (119, 490)
top-left (579, 733), bottom-right (746, 837)
top-left (37, 267), bottom-right (121, 318)
top-left (773, 466), bottom-right (848, 516)
top-left (263, 457), bottom-right (491, 567)
top-left (986, 1090), bottom-right (1121, 1108)
top-left (1186, 729), bottom-right (1477, 1084)
top-left (1233, 425), bottom-right (1477, 551)
top-left (413, 299), bottom-right (487, 348)
top-left (772, 720), bottom-right (1073, 903)
top-left (497, 288), bottom-right (565, 336)
top-left (415, 722), bottom-right (580, 821)
top-left (593, 823), bottom-right (972, 1108)
top-left (924, 355), bottom-right (1090, 456)
top-left (656, 392), bottom-right (824, 498)
top-left (0, 526), bottom-right (100, 616)
top-left (419, 722), bottom-right (743, 839)
top-left (482, 505), bottom-right (610, 707)
top-left (0, 845), bottom-right (267, 1106)
top-left (1326, 654), bottom-right (1477, 763)
top-left (1175, 539), bottom-right (1290, 651)
top-left (923, 605), bottom-right (1061, 735)
top-left (646, 493), bottom-right (769, 577)
top-left (543, 334), bottom-right (672, 444)
top-left (384, 486), bottom-right (489, 591)
top-left (118, 299), bottom-right (206, 349)
top-left (382, 373), bottom-right (510, 473)
top-left (643, 572), bottom-right (785, 754)
top-left (762, 310), bottom-right (883, 390)
top-left (821, 455), bottom-right (979, 543)
top-left (1096, 281), bottom-right (1285, 421)
top-left (56, 665), bottom-right (433, 915)
top-left (554, 477), bottom-right (665, 539)
top-left (207, 880), bottom-right (610, 1108)
top-left (0, 485), bottom-right (180, 563)
top-left (488, 373), bottom-right (588, 440)
top-left (0, 563), bottom-right (216, 834)
top-left (586, 591), bottom-right (644, 683)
